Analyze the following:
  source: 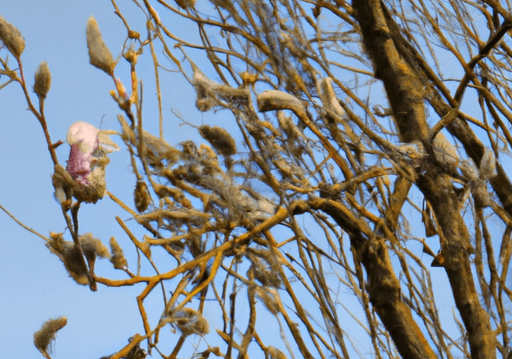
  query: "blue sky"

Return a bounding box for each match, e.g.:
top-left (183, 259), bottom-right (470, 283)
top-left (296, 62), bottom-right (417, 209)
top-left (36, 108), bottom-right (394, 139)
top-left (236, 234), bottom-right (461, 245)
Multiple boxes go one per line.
top-left (1, 1), bottom-right (504, 358)
top-left (0, 1), bottom-right (205, 357)
top-left (0, 2), bottom-right (380, 355)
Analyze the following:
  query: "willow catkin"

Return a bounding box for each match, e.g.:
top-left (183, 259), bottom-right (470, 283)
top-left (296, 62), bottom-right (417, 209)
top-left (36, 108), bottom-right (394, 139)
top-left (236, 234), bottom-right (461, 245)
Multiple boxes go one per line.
top-left (0, 15), bottom-right (25, 57)
top-left (86, 16), bottom-right (115, 75)
top-left (33, 61), bottom-right (51, 99)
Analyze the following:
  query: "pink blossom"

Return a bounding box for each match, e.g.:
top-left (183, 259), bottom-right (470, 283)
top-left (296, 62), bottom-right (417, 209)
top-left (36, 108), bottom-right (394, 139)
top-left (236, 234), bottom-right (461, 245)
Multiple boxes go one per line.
top-left (66, 122), bottom-right (99, 185)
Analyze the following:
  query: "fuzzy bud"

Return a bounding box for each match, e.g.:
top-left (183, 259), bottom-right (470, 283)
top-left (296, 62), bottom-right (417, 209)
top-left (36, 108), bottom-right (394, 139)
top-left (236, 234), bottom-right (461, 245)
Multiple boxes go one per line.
top-left (460, 159), bottom-right (478, 180)
top-left (33, 317), bottom-right (67, 359)
top-left (192, 68), bottom-right (249, 112)
top-left (79, 232), bottom-right (111, 262)
top-left (240, 71), bottom-right (258, 85)
top-left (46, 232), bottom-right (89, 285)
top-left (134, 180), bottom-right (151, 213)
top-left (114, 77), bottom-right (128, 100)
top-left (198, 125), bottom-right (236, 156)
top-left (86, 16), bottom-right (115, 75)
top-left (267, 346), bottom-right (287, 359)
top-left (257, 90), bottom-right (306, 117)
top-left (110, 236), bottom-right (128, 269)
top-left (66, 122), bottom-right (99, 185)
top-left (0, 15), bottom-right (25, 57)
top-left (174, 0), bottom-right (196, 9)
top-left (318, 77), bottom-right (345, 119)
top-left (167, 308), bottom-right (209, 336)
top-left (33, 61), bottom-right (52, 99)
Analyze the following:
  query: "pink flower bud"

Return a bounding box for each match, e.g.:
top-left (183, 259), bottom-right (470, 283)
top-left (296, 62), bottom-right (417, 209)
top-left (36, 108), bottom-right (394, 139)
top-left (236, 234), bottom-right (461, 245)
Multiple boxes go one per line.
top-left (66, 122), bottom-right (99, 185)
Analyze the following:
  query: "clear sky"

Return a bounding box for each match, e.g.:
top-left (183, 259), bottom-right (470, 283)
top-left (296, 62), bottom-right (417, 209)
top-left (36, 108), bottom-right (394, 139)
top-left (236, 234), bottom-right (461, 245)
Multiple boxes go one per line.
top-left (1, 1), bottom-right (493, 358)
top-left (0, 1), bottom-right (207, 357)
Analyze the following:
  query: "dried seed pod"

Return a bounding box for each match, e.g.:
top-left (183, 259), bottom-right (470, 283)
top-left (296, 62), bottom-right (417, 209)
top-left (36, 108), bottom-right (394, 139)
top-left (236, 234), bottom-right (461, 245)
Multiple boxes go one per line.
top-left (0, 15), bottom-right (25, 57)
top-left (86, 16), bottom-right (115, 75)
top-left (33, 61), bottom-right (51, 99)
top-left (187, 236), bottom-right (204, 258)
top-left (181, 140), bottom-right (197, 156)
top-left (198, 125), bottom-right (236, 156)
top-left (109, 236), bottom-right (128, 269)
top-left (33, 317), bottom-right (67, 359)
top-left (134, 180), bottom-right (151, 213)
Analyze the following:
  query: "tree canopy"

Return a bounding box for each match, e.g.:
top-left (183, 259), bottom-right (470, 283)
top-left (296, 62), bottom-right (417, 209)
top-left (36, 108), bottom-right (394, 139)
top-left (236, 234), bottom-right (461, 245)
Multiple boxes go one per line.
top-left (1, 0), bottom-right (512, 358)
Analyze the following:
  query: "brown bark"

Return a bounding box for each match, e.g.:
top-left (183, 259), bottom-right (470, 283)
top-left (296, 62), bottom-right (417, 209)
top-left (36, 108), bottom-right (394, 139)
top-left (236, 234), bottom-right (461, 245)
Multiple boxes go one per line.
top-left (311, 197), bottom-right (438, 359)
top-left (380, 3), bottom-right (512, 217)
top-left (416, 174), bottom-right (495, 359)
top-left (353, 0), bottom-right (496, 357)
top-left (352, 0), bottom-right (429, 144)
